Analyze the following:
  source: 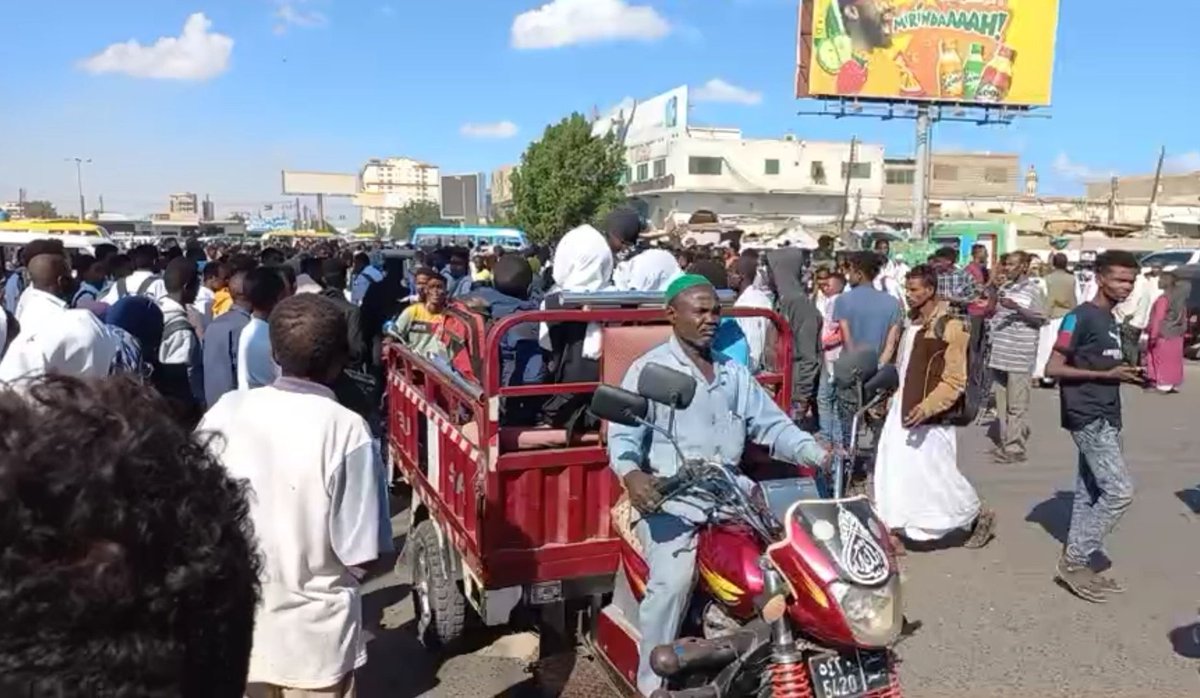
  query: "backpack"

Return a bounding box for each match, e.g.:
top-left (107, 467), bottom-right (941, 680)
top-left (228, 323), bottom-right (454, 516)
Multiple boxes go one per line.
top-left (929, 314), bottom-right (989, 427)
top-left (116, 274), bottom-right (161, 300)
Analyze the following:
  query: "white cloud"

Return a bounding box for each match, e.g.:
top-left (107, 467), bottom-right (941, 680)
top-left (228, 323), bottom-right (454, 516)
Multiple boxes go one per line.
top-left (78, 13), bottom-right (233, 81)
top-left (461, 121), bottom-right (519, 139)
top-left (380, 4), bottom-right (396, 16)
top-left (511, 0), bottom-right (671, 50)
top-left (1165, 151), bottom-right (1200, 174)
top-left (274, 0), bottom-right (328, 35)
top-left (1052, 153), bottom-right (1112, 182)
top-left (692, 78), bottom-right (762, 105)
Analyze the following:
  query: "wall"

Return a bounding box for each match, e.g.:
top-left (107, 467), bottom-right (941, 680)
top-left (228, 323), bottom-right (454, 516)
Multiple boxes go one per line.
top-left (1085, 172), bottom-right (1200, 204)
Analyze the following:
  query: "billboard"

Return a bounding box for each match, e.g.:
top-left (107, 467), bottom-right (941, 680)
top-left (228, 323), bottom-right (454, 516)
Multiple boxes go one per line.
top-left (441, 174), bottom-right (481, 225)
top-left (281, 171), bottom-right (359, 196)
top-left (796, 0), bottom-right (1058, 106)
top-left (591, 85), bottom-right (689, 147)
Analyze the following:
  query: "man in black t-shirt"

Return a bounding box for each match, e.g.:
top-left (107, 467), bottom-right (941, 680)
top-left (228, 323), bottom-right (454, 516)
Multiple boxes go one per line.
top-left (1045, 250), bottom-right (1144, 603)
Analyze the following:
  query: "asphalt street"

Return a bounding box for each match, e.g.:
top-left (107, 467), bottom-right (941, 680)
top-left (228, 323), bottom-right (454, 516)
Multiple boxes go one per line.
top-left (359, 366), bottom-right (1200, 697)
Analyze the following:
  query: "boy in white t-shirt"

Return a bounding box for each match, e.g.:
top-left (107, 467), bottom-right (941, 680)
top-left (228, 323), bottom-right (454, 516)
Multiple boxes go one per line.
top-left (199, 294), bottom-right (392, 697)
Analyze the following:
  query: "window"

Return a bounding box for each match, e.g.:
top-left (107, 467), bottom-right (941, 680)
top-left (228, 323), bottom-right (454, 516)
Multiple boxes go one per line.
top-left (1140, 251), bottom-right (1197, 267)
top-left (933, 164), bottom-right (959, 181)
top-left (810, 161), bottom-right (827, 184)
top-left (765, 159), bottom-right (781, 175)
top-left (984, 167), bottom-right (1009, 184)
top-left (636, 163), bottom-right (649, 181)
top-left (653, 158), bottom-right (667, 178)
top-left (689, 156), bottom-right (723, 175)
top-left (886, 169), bottom-right (915, 185)
top-left (841, 162), bottom-right (872, 180)
top-left (619, 167), bottom-right (630, 185)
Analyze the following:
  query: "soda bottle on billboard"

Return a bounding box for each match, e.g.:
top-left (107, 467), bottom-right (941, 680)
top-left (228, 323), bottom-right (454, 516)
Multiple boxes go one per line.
top-left (963, 42), bottom-right (986, 100)
top-left (976, 45), bottom-right (1015, 103)
top-left (937, 40), bottom-right (964, 99)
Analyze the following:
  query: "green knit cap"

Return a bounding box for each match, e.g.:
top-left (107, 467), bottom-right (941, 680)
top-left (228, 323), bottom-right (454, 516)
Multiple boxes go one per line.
top-left (664, 273), bottom-right (714, 304)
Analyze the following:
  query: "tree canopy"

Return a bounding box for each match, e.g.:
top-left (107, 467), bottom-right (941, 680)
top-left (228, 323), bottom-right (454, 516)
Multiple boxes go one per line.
top-left (22, 201), bottom-right (59, 219)
top-left (352, 220), bottom-right (379, 235)
top-left (510, 113), bottom-right (626, 244)
top-left (389, 200), bottom-right (452, 241)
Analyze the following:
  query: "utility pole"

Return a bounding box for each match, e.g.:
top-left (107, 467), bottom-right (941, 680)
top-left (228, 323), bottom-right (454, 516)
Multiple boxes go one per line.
top-left (1107, 176), bottom-right (1118, 225)
top-left (912, 105), bottom-right (932, 239)
top-left (66, 157), bottom-right (92, 222)
top-left (838, 136), bottom-right (858, 238)
top-left (1145, 146), bottom-right (1165, 230)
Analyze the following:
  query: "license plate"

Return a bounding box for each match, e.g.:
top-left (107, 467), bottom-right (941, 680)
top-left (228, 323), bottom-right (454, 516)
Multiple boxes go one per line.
top-left (807, 650), bottom-right (891, 698)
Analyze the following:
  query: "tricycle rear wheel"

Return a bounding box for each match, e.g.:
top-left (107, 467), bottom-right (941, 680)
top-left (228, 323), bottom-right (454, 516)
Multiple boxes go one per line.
top-left (410, 520), bottom-right (466, 650)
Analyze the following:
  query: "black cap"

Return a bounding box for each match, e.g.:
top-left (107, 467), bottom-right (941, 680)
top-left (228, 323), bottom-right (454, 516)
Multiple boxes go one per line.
top-left (605, 208), bottom-right (644, 245)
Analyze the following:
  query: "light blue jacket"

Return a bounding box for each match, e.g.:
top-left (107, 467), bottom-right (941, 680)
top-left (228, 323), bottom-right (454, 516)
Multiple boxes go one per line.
top-left (608, 335), bottom-right (824, 480)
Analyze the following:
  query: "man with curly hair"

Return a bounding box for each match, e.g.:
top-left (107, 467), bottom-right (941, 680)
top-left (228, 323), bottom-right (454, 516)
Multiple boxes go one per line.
top-left (199, 293), bottom-right (390, 698)
top-left (0, 375), bottom-right (260, 697)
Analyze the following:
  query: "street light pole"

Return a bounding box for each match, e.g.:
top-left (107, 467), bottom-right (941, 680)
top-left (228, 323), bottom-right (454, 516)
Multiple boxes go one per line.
top-left (66, 157), bottom-right (92, 222)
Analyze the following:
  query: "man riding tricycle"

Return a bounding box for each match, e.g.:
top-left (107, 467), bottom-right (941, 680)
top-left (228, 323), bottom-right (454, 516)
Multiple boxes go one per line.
top-left (386, 273), bottom-right (903, 698)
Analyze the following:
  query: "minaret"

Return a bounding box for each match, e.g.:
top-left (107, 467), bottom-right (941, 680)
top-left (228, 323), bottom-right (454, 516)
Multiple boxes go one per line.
top-left (1024, 164), bottom-right (1038, 196)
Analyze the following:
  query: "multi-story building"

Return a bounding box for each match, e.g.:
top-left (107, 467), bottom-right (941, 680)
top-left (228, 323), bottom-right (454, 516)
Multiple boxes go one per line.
top-left (881, 152), bottom-right (1021, 216)
top-left (490, 164), bottom-right (517, 215)
top-left (355, 157), bottom-right (440, 231)
top-left (0, 201), bottom-right (25, 219)
top-left (593, 85), bottom-right (883, 228)
top-left (168, 192), bottom-right (199, 216)
top-left (623, 127), bottom-right (885, 227)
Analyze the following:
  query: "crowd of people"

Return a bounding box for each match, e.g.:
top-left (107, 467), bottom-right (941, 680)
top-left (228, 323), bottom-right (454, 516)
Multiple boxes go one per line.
top-left (0, 208), bottom-right (1184, 694)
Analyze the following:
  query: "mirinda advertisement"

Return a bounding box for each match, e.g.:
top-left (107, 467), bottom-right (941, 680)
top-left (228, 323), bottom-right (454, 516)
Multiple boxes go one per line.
top-left (796, 0), bottom-right (1058, 106)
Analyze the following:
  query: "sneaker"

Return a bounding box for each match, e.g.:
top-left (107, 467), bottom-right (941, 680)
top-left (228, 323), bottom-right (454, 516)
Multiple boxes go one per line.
top-left (963, 509), bottom-right (996, 549)
top-left (1093, 574), bottom-right (1126, 594)
top-left (1056, 559), bottom-right (1108, 603)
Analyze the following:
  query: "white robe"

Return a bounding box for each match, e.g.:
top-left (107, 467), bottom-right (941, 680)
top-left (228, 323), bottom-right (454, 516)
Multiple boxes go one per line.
top-left (873, 325), bottom-right (981, 541)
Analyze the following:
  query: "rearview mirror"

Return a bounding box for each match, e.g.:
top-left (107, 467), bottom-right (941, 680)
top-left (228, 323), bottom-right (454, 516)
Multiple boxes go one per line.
top-left (637, 363), bottom-right (696, 409)
top-left (589, 385), bottom-right (649, 427)
top-left (863, 364), bottom-right (898, 402)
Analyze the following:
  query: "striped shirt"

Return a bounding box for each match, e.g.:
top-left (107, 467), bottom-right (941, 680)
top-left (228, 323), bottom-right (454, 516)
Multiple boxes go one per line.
top-left (987, 277), bottom-right (1046, 373)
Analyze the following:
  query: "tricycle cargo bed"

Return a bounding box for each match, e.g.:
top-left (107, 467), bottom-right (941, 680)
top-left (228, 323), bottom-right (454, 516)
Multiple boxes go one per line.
top-left (386, 305), bottom-right (794, 592)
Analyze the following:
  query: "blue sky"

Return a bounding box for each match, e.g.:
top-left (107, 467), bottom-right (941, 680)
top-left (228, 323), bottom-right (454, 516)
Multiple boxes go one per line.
top-left (1, 0), bottom-right (1197, 219)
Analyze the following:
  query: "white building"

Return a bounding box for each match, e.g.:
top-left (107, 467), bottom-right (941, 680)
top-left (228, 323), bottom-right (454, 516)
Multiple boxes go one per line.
top-left (355, 157), bottom-right (440, 230)
top-left (168, 192), bottom-right (199, 216)
top-left (593, 85), bottom-right (884, 229)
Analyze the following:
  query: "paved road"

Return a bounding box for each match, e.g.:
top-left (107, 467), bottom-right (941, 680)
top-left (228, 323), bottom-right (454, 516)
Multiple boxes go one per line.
top-left (359, 368), bottom-right (1200, 697)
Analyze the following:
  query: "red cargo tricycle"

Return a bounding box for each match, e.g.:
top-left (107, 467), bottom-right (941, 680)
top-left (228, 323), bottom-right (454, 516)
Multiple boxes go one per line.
top-left (385, 295), bottom-right (905, 697)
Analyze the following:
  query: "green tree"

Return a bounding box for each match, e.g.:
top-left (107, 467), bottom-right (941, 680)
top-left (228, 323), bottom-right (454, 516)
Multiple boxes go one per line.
top-left (23, 200), bottom-right (59, 219)
top-left (389, 200), bottom-right (451, 241)
top-left (352, 220), bottom-right (380, 235)
top-left (510, 113), bottom-right (626, 244)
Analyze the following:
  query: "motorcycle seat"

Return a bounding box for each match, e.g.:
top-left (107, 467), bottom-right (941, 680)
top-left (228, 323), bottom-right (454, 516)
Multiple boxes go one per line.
top-left (611, 495), bottom-right (645, 557)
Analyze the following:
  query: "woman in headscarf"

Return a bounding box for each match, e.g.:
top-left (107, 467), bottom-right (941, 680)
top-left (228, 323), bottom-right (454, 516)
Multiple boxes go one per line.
top-left (1145, 272), bottom-right (1190, 393)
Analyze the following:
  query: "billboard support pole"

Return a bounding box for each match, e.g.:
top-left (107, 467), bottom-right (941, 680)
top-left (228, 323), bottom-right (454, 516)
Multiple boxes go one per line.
top-left (912, 105), bottom-right (932, 239)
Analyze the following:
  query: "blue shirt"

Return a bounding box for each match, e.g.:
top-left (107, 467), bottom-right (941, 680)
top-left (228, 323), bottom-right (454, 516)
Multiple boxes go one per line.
top-left (608, 336), bottom-right (824, 480)
top-left (832, 284), bottom-right (902, 357)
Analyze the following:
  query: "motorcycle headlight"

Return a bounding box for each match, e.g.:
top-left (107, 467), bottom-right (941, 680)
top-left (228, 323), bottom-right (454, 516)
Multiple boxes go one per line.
top-left (830, 577), bottom-right (903, 647)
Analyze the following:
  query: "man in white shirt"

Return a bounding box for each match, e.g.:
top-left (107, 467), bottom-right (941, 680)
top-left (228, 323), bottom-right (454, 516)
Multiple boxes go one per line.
top-left (198, 293), bottom-right (390, 698)
top-left (14, 252), bottom-right (72, 338)
top-left (728, 255), bottom-right (773, 371)
top-left (238, 266), bottom-right (287, 390)
top-left (101, 244), bottom-right (165, 304)
top-left (614, 246), bottom-right (681, 292)
top-left (159, 258), bottom-right (205, 415)
top-left (872, 237), bottom-right (908, 309)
